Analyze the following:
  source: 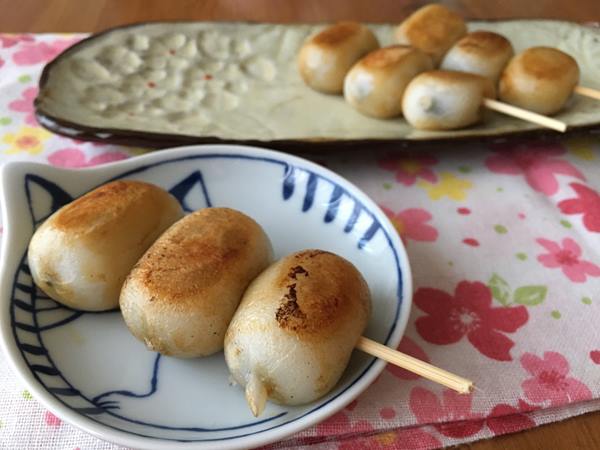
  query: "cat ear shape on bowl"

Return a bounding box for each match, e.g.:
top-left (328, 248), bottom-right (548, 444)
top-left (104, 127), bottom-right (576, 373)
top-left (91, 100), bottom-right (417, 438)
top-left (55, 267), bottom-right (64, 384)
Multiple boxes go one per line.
top-left (24, 174), bottom-right (73, 228)
top-left (24, 167), bottom-right (213, 227)
top-left (167, 170), bottom-right (212, 213)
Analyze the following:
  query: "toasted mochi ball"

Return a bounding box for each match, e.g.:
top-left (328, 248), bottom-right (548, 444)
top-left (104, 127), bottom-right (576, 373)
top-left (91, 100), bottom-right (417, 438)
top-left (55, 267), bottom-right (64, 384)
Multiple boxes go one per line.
top-left (120, 207), bottom-right (273, 358)
top-left (499, 47), bottom-right (580, 115)
top-left (298, 21), bottom-right (379, 94)
top-left (344, 45), bottom-right (433, 118)
top-left (394, 4), bottom-right (467, 65)
top-left (225, 249), bottom-right (371, 416)
top-left (28, 181), bottom-right (183, 311)
top-left (440, 31), bottom-right (515, 83)
top-left (402, 70), bottom-right (496, 130)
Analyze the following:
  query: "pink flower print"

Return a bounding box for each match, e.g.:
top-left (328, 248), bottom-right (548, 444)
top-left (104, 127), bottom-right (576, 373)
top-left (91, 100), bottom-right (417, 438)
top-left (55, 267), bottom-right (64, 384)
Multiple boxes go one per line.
top-left (0, 34), bottom-right (34, 48)
top-left (9, 87), bottom-right (38, 125)
top-left (315, 410), bottom-right (372, 437)
top-left (387, 335), bottom-right (430, 380)
top-left (47, 148), bottom-right (128, 168)
top-left (379, 407), bottom-right (396, 419)
top-left (536, 238), bottom-right (600, 283)
top-left (13, 38), bottom-right (80, 65)
top-left (44, 411), bottom-right (62, 427)
top-left (521, 351), bottom-right (592, 407)
top-left (378, 154), bottom-right (438, 186)
top-left (48, 148), bottom-right (87, 168)
top-left (70, 138), bottom-right (107, 147)
top-left (590, 351), bottom-right (600, 365)
top-left (409, 387), bottom-right (484, 438)
top-left (0, 57), bottom-right (4, 69)
top-left (344, 399), bottom-right (358, 411)
top-left (486, 400), bottom-right (536, 436)
top-left (88, 152), bottom-right (129, 166)
top-left (339, 427), bottom-right (441, 450)
top-left (415, 281), bottom-right (528, 361)
top-left (382, 206), bottom-right (438, 244)
top-left (275, 411), bottom-right (441, 450)
top-left (390, 428), bottom-right (441, 449)
top-left (559, 183), bottom-right (600, 232)
top-left (485, 142), bottom-right (584, 196)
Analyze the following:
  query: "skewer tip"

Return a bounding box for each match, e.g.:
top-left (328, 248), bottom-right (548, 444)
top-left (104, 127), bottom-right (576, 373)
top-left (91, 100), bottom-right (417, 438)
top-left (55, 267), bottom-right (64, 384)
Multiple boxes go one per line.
top-left (460, 381), bottom-right (475, 394)
top-left (245, 372), bottom-right (268, 417)
top-left (356, 336), bottom-right (475, 395)
top-left (472, 384), bottom-right (485, 394)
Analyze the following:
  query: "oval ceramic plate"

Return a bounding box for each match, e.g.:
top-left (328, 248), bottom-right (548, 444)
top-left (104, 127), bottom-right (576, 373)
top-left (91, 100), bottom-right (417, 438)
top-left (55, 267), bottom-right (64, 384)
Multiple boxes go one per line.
top-left (35, 20), bottom-right (600, 149)
top-left (0, 145), bottom-right (412, 449)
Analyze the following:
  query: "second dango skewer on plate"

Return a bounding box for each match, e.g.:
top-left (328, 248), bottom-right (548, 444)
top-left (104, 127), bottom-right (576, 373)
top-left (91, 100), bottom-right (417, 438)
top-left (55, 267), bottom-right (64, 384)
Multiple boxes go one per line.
top-left (440, 34), bottom-right (584, 118)
top-left (298, 15), bottom-right (568, 132)
top-left (342, 48), bottom-right (567, 131)
top-left (389, 4), bottom-right (567, 131)
top-left (394, 5), bottom-right (600, 119)
top-left (437, 27), bottom-right (600, 119)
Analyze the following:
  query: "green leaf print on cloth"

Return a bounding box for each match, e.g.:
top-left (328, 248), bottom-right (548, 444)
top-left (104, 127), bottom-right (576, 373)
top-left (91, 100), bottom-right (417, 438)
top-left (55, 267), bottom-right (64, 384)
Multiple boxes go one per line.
top-left (514, 286), bottom-right (548, 306)
top-left (489, 273), bottom-right (511, 306)
top-left (488, 274), bottom-right (547, 307)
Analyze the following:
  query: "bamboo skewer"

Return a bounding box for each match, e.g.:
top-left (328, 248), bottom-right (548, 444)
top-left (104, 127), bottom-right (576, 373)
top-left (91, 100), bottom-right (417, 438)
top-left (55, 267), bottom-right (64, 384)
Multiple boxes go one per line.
top-left (483, 98), bottom-right (567, 132)
top-left (244, 335), bottom-right (476, 416)
top-left (245, 336), bottom-right (475, 416)
top-left (574, 85), bottom-right (600, 101)
top-left (356, 336), bottom-right (474, 394)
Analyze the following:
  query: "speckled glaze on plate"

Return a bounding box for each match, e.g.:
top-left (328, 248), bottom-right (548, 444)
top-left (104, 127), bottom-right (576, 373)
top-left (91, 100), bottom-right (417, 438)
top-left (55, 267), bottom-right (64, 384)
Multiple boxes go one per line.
top-left (0, 145), bottom-right (411, 449)
top-left (35, 20), bottom-right (600, 149)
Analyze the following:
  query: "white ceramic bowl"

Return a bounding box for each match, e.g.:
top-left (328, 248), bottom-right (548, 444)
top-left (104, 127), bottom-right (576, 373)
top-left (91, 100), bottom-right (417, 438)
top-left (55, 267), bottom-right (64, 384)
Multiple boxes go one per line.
top-left (0, 145), bottom-right (412, 449)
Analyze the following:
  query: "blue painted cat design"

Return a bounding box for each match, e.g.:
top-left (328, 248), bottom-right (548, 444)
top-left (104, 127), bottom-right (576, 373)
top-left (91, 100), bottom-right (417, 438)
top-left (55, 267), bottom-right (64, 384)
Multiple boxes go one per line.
top-left (13, 171), bottom-right (290, 432)
top-left (9, 154), bottom-right (402, 442)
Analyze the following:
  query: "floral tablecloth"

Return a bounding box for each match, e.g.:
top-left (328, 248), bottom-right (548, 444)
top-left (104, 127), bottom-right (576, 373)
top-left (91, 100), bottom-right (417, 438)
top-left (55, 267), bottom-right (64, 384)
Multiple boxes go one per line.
top-left (1, 33), bottom-right (600, 450)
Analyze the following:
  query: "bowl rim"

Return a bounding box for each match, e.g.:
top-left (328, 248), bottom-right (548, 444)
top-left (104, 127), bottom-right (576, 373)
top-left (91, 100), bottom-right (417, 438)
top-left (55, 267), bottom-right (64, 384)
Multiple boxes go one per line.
top-left (0, 144), bottom-right (413, 449)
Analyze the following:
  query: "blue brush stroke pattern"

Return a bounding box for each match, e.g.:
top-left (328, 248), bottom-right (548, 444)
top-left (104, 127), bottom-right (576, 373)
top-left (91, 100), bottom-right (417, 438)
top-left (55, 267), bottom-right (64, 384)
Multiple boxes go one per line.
top-left (280, 165), bottom-right (382, 249)
top-left (282, 164), bottom-right (295, 200)
top-left (324, 186), bottom-right (344, 223)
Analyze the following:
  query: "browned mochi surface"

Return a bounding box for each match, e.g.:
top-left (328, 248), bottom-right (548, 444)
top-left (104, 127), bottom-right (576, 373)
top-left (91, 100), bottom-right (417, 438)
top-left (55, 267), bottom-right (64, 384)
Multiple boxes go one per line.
top-left (28, 180), bottom-right (183, 311)
top-left (453, 31), bottom-right (512, 57)
top-left (361, 46), bottom-right (410, 68)
top-left (224, 249), bottom-right (371, 411)
top-left (274, 250), bottom-right (370, 337)
top-left (54, 180), bottom-right (176, 244)
top-left (441, 31), bottom-right (514, 83)
top-left (394, 4), bottom-right (467, 65)
top-left (313, 22), bottom-right (360, 46)
top-left (298, 21), bottom-right (379, 94)
top-left (422, 70), bottom-right (496, 99)
top-left (120, 207), bottom-right (272, 357)
top-left (344, 45), bottom-right (433, 118)
top-left (518, 47), bottom-right (577, 80)
top-left (402, 70), bottom-right (496, 130)
top-left (499, 47), bottom-right (580, 115)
